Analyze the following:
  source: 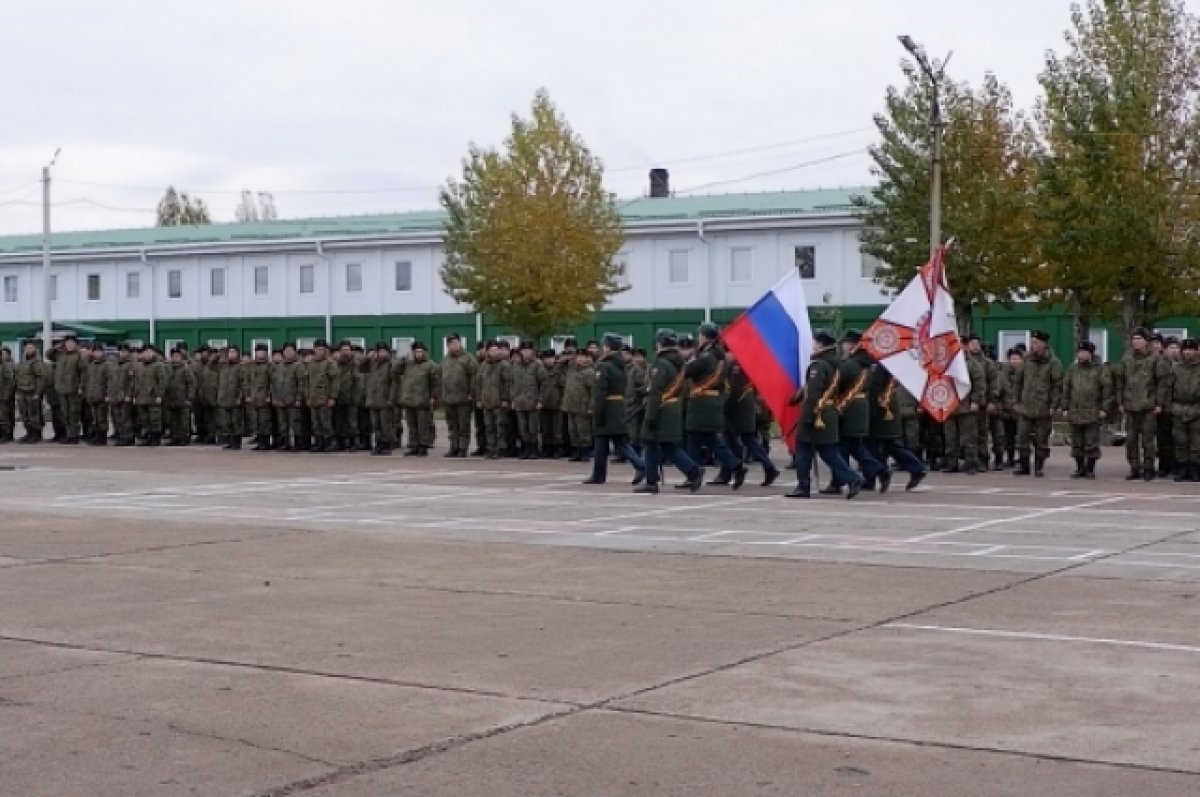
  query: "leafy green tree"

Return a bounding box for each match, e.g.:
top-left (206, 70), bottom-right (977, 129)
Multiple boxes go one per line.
top-left (156, 186), bottom-right (211, 226)
top-left (855, 65), bottom-right (1039, 333)
top-left (1035, 0), bottom-right (1200, 342)
top-left (440, 89), bottom-right (626, 343)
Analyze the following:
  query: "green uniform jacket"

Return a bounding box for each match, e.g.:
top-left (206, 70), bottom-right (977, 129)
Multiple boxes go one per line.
top-left (0, 361), bottom-right (14, 401)
top-left (895, 382), bottom-right (918, 421)
top-left (642, 349), bottom-right (686, 444)
top-left (724, 363), bottom-right (758, 435)
top-left (1014, 351), bottom-right (1065, 418)
top-left (15, 359), bottom-right (45, 395)
top-left (1062, 360), bottom-right (1112, 424)
top-left (509, 359), bottom-right (546, 412)
top-left (399, 359), bottom-right (439, 407)
top-left (798, 348), bottom-right (840, 445)
top-left (133, 361), bottom-right (168, 405)
top-left (1170, 360), bottom-right (1200, 422)
top-left (682, 341), bottom-right (729, 433)
top-left (364, 359), bottom-right (399, 409)
top-left (983, 357), bottom-right (1001, 405)
top-left (624, 361), bottom-right (648, 411)
top-left (837, 350), bottom-right (873, 437)
top-left (304, 358), bottom-right (338, 406)
top-left (562, 362), bottom-right (593, 414)
top-left (592, 353), bottom-right (628, 436)
top-left (54, 350), bottom-right (86, 395)
top-left (868, 364), bottom-right (902, 440)
top-left (952, 354), bottom-right (988, 417)
top-left (539, 363), bottom-right (563, 410)
top-left (245, 361), bottom-right (272, 406)
top-left (477, 359), bottom-right (511, 410)
top-left (1114, 350), bottom-right (1171, 412)
top-left (197, 362), bottom-right (219, 405)
top-left (998, 365), bottom-right (1016, 415)
top-left (439, 351), bottom-right (478, 405)
top-left (336, 360), bottom-right (363, 406)
top-left (165, 363), bottom-right (196, 406)
top-left (105, 360), bottom-right (136, 403)
top-left (216, 362), bottom-right (244, 408)
top-left (82, 359), bottom-right (109, 404)
top-left (270, 361), bottom-right (301, 406)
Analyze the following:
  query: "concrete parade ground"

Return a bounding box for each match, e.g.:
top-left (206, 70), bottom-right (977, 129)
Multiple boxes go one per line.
top-left (1, 436), bottom-right (1199, 796)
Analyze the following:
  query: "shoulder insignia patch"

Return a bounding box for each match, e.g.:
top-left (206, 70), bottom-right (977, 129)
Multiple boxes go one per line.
top-left (807, 365), bottom-right (820, 380)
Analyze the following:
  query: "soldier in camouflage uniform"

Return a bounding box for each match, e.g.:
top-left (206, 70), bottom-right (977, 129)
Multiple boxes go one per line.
top-left (941, 335), bottom-right (988, 474)
top-left (439, 333), bottom-right (477, 458)
top-left (538, 349), bottom-right (563, 458)
top-left (1062, 340), bottom-right (1111, 479)
top-left (997, 348), bottom-right (1023, 468)
top-left (82, 344), bottom-right (110, 445)
top-left (0, 347), bottom-right (14, 443)
top-left (295, 349), bottom-right (313, 450)
top-left (399, 341), bottom-right (439, 456)
top-left (164, 348), bottom-right (196, 446)
top-left (133, 346), bottom-right (168, 446)
top-left (191, 348), bottom-right (215, 444)
top-left (244, 344), bottom-right (273, 450)
top-left (476, 340), bottom-right (512, 459)
top-left (976, 344), bottom-right (1002, 470)
top-left (305, 341), bottom-right (339, 452)
top-left (15, 343), bottom-right (46, 443)
top-left (1169, 339), bottom-right (1200, 481)
top-left (217, 346), bottom-right (245, 450)
top-left (363, 341), bottom-right (399, 455)
top-left (354, 345), bottom-right (373, 451)
top-left (330, 342), bottom-right (362, 452)
top-left (471, 342), bottom-right (488, 456)
top-left (562, 349), bottom-right (594, 461)
top-left (1113, 328), bottom-right (1171, 481)
top-left (53, 335), bottom-right (86, 444)
top-left (510, 341), bottom-right (546, 459)
top-left (106, 344), bottom-right (137, 447)
top-left (1013, 330), bottom-right (1065, 477)
top-left (1157, 336), bottom-right (1182, 477)
top-left (895, 384), bottom-right (922, 456)
top-left (270, 343), bottom-right (302, 450)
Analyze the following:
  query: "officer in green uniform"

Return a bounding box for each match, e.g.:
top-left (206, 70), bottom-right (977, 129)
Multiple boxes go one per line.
top-left (1169, 338), bottom-right (1200, 481)
top-left (787, 330), bottom-right (862, 499)
top-left (865, 363), bottom-right (927, 492)
top-left (682, 323), bottom-right (745, 489)
top-left (715, 349), bottom-right (779, 487)
top-left (1062, 340), bottom-right (1110, 479)
top-left (439, 333), bottom-right (477, 458)
top-left (624, 347), bottom-right (648, 453)
top-left (164, 347), bottom-right (196, 446)
top-left (634, 329), bottom-right (704, 494)
top-left (583, 334), bottom-right (646, 485)
top-left (82, 343), bottom-right (110, 445)
top-left (1113, 327), bottom-right (1171, 481)
top-left (133, 346), bottom-right (168, 446)
top-left (15, 343), bottom-right (45, 443)
top-left (476, 340), bottom-right (511, 459)
top-left (510, 341), bottom-right (546, 459)
top-left (1013, 330), bottom-right (1065, 477)
top-left (830, 330), bottom-right (888, 490)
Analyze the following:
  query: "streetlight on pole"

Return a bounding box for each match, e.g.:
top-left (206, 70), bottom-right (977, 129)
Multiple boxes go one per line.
top-left (898, 35), bottom-right (947, 260)
top-left (41, 148), bottom-right (61, 358)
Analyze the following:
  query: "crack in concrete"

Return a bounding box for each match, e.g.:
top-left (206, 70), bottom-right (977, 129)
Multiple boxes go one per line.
top-left (162, 721), bottom-right (337, 768)
top-left (0, 655), bottom-right (132, 683)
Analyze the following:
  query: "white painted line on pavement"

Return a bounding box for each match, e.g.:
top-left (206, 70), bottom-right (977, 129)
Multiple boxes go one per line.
top-left (888, 623), bottom-right (1200, 655)
top-left (905, 496), bottom-right (1126, 542)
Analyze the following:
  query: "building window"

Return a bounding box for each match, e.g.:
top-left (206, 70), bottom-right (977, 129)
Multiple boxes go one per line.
top-left (346, 263), bottom-right (363, 293)
top-left (123, 339), bottom-right (144, 349)
top-left (126, 271), bottom-right (140, 299)
top-left (85, 274), bottom-right (101, 301)
top-left (998, 330), bottom-right (1030, 356)
top-left (207, 338), bottom-right (229, 349)
top-left (498, 335), bottom-right (521, 350)
top-left (619, 334), bottom-right (634, 347)
top-left (163, 338), bottom-right (184, 355)
top-left (253, 266), bottom-right (269, 296)
top-left (250, 337), bottom-right (272, 356)
top-left (394, 261), bottom-right (412, 292)
top-left (391, 337), bottom-right (414, 358)
top-left (1155, 327), bottom-right (1188, 340)
top-left (668, 250), bottom-right (689, 284)
top-left (729, 247), bottom-right (753, 284)
top-left (1087, 329), bottom-right (1109, 363)
top-left (210, 267), bottom-right (226, 297)
top-left (48, 274), bottom-right (57, 301)
top-left (550, 335), bottom-right (573, 354)
top-left (167, 270), bottom-right (182, 299)
top-left (296, 337), bottom-right (317, 351)
top-left (613, 254), bottom-right (630, 288)
top-left (860, 251), bottom-right (882, 279)
top-left (3, 275), bottom-right (16, 303)
top-left (299, 264), bottom-right (315, 294)
top-left (795, 246), bottom-right (816, 279)
top-left (344, 336), bottom-right (366, 350)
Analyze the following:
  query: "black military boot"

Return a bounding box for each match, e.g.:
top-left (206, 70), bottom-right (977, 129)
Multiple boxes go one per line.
top-left (1070, 457), bottom-right (1086, 478)
top-left (403, 446), bottom-right (419, 457)
top-left (567, 448), bottom-right (583, 462)
top-left (786, 483), bottom-right (811, 499)
top-left (1143, 469), bottom-right (1156, 482)
top-left (138, 434), bottom-right (154, 447)
top-left (251, 435), bottom-right (268, 451)
top-left (964, 461), bottom-right (979, 476)
top-left (1013, 457), bottom-right (1031, 476)
top-left (819, 483), bottom-right (842, 495)
top-left (148, 433), bottom-right (162, 447)
top-left (1174, 466), bottom-right (1189, 482)
top-left (1034, 456), bottom-right (1046, 478)
top-left (944, 459), bottom-right (961, 474)
top-left (707, 473), bottom-right (732, 486)
top-left (993, 453), bottom-right (1004, 471)
top-left (1125, 467), bottom-right (1141, 480)
top-left (1190, 463), bottom-right (1200, 482)
top-left (1085, 458), bottom-right (1097, 479)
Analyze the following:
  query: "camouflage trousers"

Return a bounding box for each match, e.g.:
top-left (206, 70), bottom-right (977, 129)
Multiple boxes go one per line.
top-left (274, 406), bottom-right (300, 443)
top-left (249, 404), bottom-right (273, 438)
top-left (1124, 411), bottom-right (1157, 471)
top-left (539, 408), bottom-right (560, 449)
top-left (899, 416), bottom-right (920, 453)
top-left (88, 401), bottom-right (109, 439)
top-left (310, 405), bottom-right (334, 438)
top-left (567, 413), bottom-right (592, 448)
top-left (111, 402), bottom-right (135, 442)
top-left (17, 393), bottom-right (43, 432)
top-left (943, 413), bottom-right (980, 466)
top-left (193, 402), bottom-right (215, 440)
top-left (1173, 417), bottom-right (1200, 465)
top-left (0, 395), bottom-right (14, 434)
top-left (370, 407), bottom-right (395, 447)
top-left (515, 410), bottom-right (539, 447)
top-left (166, 406), bottom-right (191, 444)
top-left (404, 407), bottom-right (435, 448)
top-left (482, 408), bottom-right (508, 454)
top-left (218, 406), bottom-right (244, 438)
top-left (1017, 416), bottom-right (1053, 460)
top-left (1069, 423), bottom-right (1101, 459)
top-left (333, 404), bottom-right (358, 439)
top-left (474, 407), bottom-right (486, 451)
top-left (444, 403), bottom-right (472, 452)
top-left (137, 404), bottom-right (163, 437)
top-left (60, 394), bottom-right (82, 438)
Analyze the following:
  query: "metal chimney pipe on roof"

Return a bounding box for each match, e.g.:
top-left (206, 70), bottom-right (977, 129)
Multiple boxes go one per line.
top-left (649, 169), bottom-right (670, 198)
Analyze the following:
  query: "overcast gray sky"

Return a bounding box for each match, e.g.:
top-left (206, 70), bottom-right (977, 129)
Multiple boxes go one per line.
top-left (0, 0), bottom-right (1125, 234)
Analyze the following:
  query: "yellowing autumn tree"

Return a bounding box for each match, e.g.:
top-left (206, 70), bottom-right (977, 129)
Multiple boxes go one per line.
top-left (440, 90), bottom-right (626, 342)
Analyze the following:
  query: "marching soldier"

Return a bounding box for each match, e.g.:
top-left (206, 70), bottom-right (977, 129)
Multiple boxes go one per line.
top-left (1113, 328), bottom-right (1171, 481)
top-left (635, 329), bottom-right (704, 494)
top-left (866, 362), bottom-right (927, 491)
top-left (1013, 330), bottom-right (1065, 477)
top-left (364, 341), bottom-right (400, 455)
top-left (538, 349), bottom-right (563, 458)
top-left (439, 333), bottom-right (477, 458)
top-left (1170, 339), bottom-right (1200, 481)
top-left (399, 341), bottom-right (439, 456)
top-left (832, 330), bottom-right (888, 489)
top-left (786, 329), bottom-right (862, 499)
top-left (510, 341), bottom-right (545, 459)
top-left (82, 344), bottom-right (110, 445)
top-left (682, 323), bottom-right (744, 489)
top-left (15, 343), bottom-right (45, 443)
top-left (895, 383), bottom-right (922, 457)
top-left (106, 344), bottom-right (137, 447)
top-left (1062, 340), bottom-right (1110, 479)
top-left (562, 349), bottom-right (594, 461)
top-left (0, 347), bottom-right (14, 443)
top-left (716, 349), bottom-right (780, 487)
top-left (217, 346), bottom-right (246, 450)
top-left (164, 348), bottom-right (196, 446)
top-left (583, 334), bottom-right (645, 485)
top-left (624, 347), bottom-right (648, 454)
top-left (134, 346), bottom-right (168, 447)
top-left (477, 340), bottom-right (511, 460)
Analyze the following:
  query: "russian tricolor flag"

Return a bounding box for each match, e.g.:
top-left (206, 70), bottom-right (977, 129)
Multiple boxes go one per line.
top-left (722, 269), bottom-right (813, 450)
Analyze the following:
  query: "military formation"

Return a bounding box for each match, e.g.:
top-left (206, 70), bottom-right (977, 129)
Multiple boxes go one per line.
top-left (0, 325), bottom-right (1196, 488)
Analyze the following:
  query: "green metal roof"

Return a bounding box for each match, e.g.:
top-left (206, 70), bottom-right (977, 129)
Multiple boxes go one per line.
top-left (0, 187), bottom-right (868, 256)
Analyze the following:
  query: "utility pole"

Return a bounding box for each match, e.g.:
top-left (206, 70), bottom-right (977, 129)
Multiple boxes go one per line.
top-left (41, 148), bottom-right (61, 358)
top-left (898, 36), bottom-right (947, 259)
